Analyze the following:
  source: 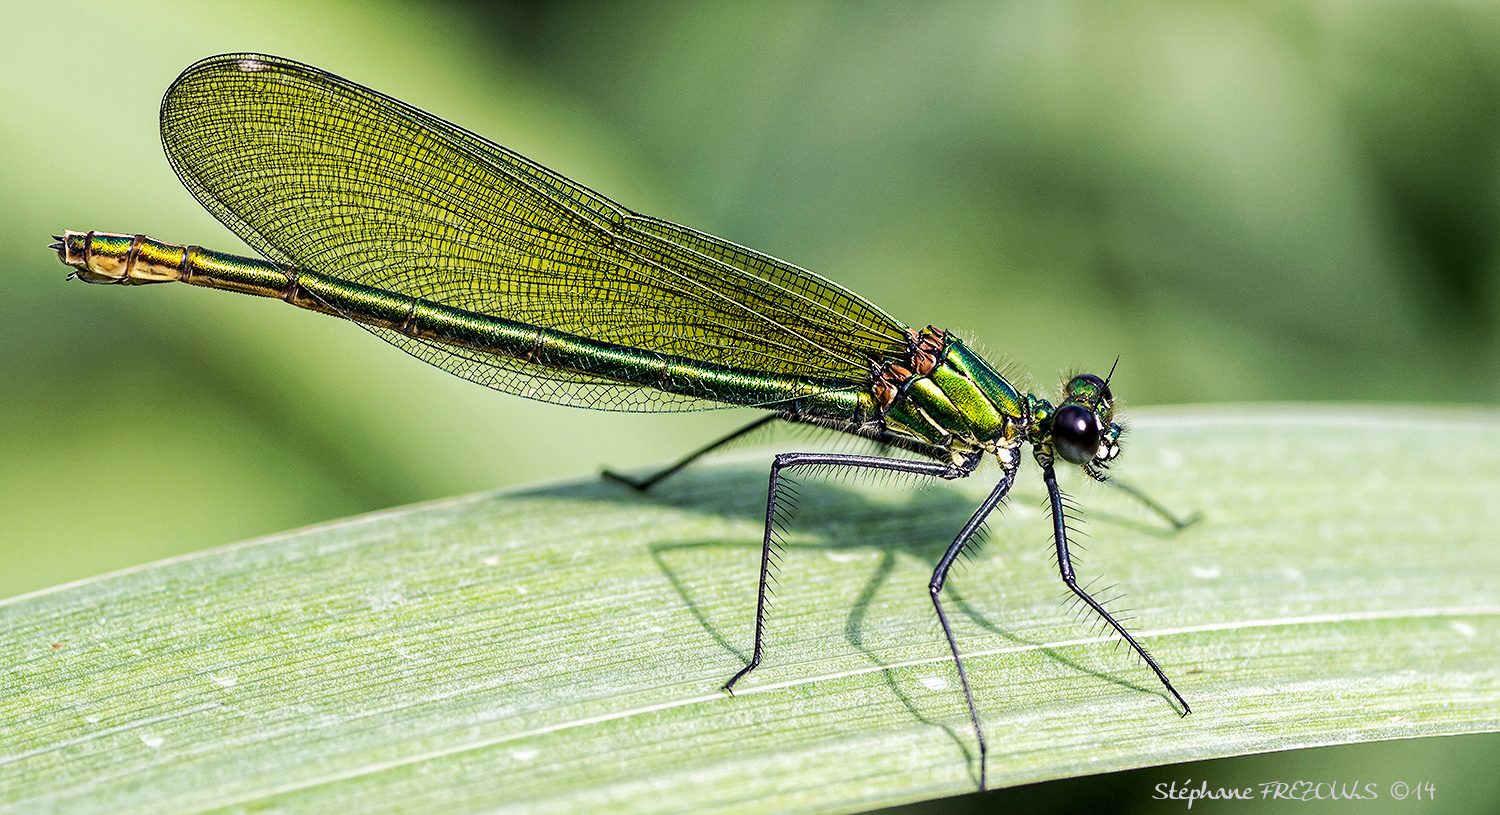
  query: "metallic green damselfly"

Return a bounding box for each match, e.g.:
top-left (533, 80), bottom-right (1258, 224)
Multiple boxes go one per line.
top-left (54, 53), bottom-right (1196, 789)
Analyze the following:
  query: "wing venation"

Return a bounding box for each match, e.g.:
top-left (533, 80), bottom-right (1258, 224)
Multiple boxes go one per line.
top-left (159, 54), bottom-right (909, 411)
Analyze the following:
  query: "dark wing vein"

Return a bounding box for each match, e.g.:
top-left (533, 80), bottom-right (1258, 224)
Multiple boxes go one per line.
top-left (159, 53), bottom-right (910, 411)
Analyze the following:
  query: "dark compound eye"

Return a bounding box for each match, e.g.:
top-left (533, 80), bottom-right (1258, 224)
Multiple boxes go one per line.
top-left (1071, 373), bottom-right (1112, 403)
top-left (1052, 404), bottom-right (1100, 464)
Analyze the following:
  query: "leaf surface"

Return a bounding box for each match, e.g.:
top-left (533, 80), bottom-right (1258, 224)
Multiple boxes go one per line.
top-left (3, 406), bottom-right (1497, 814)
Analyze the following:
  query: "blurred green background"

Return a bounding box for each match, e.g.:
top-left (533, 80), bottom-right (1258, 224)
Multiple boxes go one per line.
top-left (2, 0), bottom-right (1497, 810)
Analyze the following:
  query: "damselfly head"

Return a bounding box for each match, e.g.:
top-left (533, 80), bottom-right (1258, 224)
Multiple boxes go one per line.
top-left (1051, 373), bottom-right (1122, 474)
top-left (1066, 372), bottom-right (1112, 407)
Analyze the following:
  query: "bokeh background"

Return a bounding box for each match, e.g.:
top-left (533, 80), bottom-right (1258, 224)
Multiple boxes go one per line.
top-left (3, 0), bottom-right (1497, 811)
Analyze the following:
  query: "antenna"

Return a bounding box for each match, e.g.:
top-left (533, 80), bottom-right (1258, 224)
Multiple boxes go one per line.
top-left (1092, 356), bottom-right (1120, 409)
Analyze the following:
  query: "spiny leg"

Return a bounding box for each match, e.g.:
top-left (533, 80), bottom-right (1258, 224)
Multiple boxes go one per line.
top-left (602, 414), bottom-right (779, 491)
top-left (1105, 476), bottom-right (1202, 530)
top-left (1042, 462), bottom-right (1191, 714)
top-left (928, 461), bottom-right (1020, 792)
top-left (724, 452), bottom-right (971, 692)
top-left (603, 411), bottom-right (945, 492)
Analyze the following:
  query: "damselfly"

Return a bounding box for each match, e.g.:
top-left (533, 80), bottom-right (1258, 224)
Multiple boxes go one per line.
top-left (54, 53), bottom-right (1196, 789)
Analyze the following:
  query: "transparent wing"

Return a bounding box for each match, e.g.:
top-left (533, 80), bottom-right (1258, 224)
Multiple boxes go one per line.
top-left (159, 53), bottom-right (910, 411)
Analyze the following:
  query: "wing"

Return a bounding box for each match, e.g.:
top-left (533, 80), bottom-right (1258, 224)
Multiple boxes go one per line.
top-left (158, 53), bottom-right (910, 411)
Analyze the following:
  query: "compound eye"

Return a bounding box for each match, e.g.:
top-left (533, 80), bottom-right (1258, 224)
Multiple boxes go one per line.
top-left (1052, 404), bottom-right (1100, 464)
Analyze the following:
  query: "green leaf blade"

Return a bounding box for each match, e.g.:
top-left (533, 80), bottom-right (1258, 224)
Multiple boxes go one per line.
top-left (3, 405), bottom-right (1497, 813)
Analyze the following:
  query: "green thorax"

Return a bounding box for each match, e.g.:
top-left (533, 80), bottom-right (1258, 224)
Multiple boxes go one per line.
top-left (875, 327), bottom-right (1026, 458)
